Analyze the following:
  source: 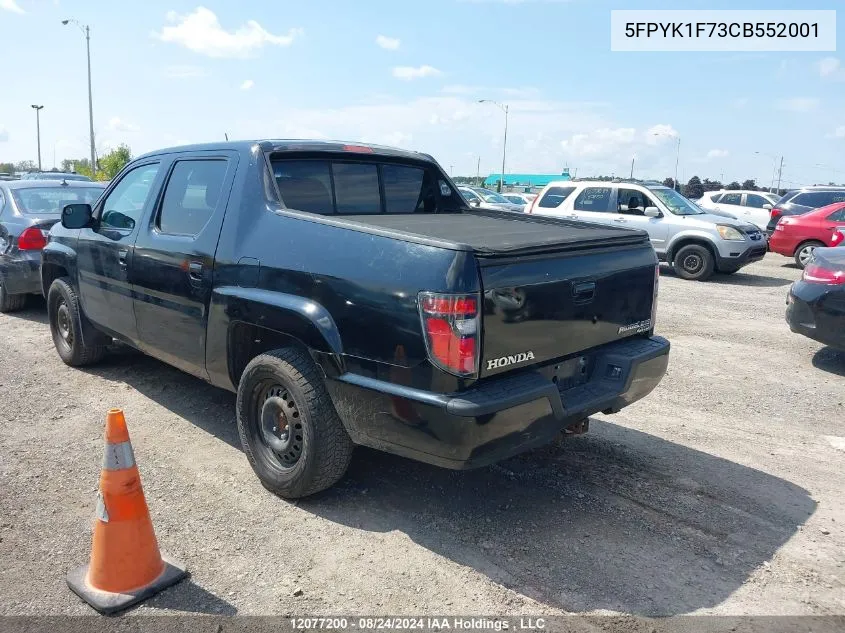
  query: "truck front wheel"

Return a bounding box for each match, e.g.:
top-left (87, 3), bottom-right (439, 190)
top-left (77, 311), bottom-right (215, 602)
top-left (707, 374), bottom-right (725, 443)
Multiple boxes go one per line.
top-left (47, 277), bottom-right (107, 366)
top-left (236, 347), bottom-right (354, 498)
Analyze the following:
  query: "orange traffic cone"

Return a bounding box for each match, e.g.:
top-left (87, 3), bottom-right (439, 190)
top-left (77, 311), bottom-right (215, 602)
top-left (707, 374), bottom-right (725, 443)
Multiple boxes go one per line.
top-left (67, 409), bottom-right (187, 614)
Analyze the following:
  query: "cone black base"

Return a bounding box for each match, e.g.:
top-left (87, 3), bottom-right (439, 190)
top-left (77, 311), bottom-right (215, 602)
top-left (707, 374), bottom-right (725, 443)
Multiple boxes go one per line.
top-left (66, 553), bottom-right (188, 615)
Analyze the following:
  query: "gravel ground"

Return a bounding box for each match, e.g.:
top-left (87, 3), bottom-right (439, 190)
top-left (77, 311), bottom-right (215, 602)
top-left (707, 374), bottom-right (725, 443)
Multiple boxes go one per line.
top-left (0, 253), bottom-right (843, 618)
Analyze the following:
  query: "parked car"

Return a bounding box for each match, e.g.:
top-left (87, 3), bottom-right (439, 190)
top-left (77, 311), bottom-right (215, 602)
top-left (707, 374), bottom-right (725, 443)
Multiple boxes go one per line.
top-left (528, 180), bottom-right (767, 281)
top-left (698, 190), bottom-right (780, 231)
top-left (768, 202), bottom-right (845, 268)
top-left (19, 171), bottom-right (92, 182)
top-left (768, 187), bottom-right (845, 233)
top-left (43, 140), bottom-right (669, 498)
top-left (0, 180), bottom-right (105, 312)
top-left (501, 192), bottom-right (536, 208)
top-left (457, 186), bottom-right (525, 212)
top-left (786, 246), bottom-right (845, 351)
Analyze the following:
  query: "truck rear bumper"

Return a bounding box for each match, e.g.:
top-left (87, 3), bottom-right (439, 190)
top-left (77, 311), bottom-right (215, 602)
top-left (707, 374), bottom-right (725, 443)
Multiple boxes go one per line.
top-left (327, 336), bottom-right (670, 469)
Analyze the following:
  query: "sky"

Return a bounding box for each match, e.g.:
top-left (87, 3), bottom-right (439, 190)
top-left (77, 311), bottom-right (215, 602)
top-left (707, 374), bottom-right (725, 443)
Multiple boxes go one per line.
top-left (1, 0), bottom-right (844, 189)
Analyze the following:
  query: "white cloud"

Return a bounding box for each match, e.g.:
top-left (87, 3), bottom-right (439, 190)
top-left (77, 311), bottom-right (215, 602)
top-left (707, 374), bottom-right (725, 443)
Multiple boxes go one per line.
top-left (560, 127), bottom-right (636, 158)
top-left (240, 79), bottom-right (254, 91)
top-left (108, 117), bottom-right (140, 133)
top-left (376, 35), bottom-right (400, 50)
top-left (164, 64), bottom-right (209, 79)
top-left (818, 57), bottom-right (845, 80)
top-left (0, 126), bottom-right (9, 142)
top-left (706, 149), bottom-right (729, 159)
top-left (646, 124), bottom-right (678, 145)
top-left (777, 97), bottom-right (819, 112)
top-left (832, 126), bottom-right (845, 139)
top-left (154, 7), bottom-right (303, 58)
top-left (392, 65), bottom-right (442, 80)
top-left (0, 0), bottom-right (24, 13)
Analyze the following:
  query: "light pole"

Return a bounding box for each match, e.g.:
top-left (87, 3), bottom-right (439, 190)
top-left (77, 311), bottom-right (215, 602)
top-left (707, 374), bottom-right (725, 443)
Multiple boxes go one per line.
top-left (30, 105), bottom-right (44, 171)
top-left (755, 151), bottom-right (783, 193)
top-left (478, 100), bottom-right (508, 193)
top-left (653, 132), bottom-right (681, 190)
top-left (62, 18), bottom-right (96, 174)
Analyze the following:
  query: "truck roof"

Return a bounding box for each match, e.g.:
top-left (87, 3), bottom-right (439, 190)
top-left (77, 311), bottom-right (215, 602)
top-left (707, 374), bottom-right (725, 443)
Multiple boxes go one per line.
top-left (135, 140), bottom-right (437, 163)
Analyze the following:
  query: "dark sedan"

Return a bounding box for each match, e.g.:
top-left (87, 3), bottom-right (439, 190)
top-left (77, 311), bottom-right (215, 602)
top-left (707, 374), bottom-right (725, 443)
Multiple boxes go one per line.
top-left (0, 180), bottom-right (104, 311)
top-left (786, 246), bottom-right (845, 351)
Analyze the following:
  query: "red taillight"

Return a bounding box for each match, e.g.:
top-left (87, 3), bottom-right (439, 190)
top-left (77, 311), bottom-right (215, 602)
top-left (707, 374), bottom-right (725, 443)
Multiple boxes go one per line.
top-left (803, 262), bottom-right (845, 285)
top-left (419, 292), bottom-right (479, 376)
top-left (770, 208), bottom-right (783, 220)
top-left (18, 227), bottom-right (47, 250)
top-left (342, 144), bottom-right (374, 153)
top-left (527, 193), bottom-right (540, 214)
top-left (832, 231), bottom-right (844, 246)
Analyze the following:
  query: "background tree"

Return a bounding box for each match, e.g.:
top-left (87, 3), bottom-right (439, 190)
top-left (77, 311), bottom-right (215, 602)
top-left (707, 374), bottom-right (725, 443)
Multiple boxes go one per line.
top-left (98, 144), bottom-right (132, 180)
top-left (741, 179), bottom-right (757, 191)
top-left (702, 178), bottom-right (723, 192)
top-left (726, 181), bottom-right (742, 190)
top-left (0, 162), bottom-right (14, 174)
top-left (14, 160), bottom-right (37, 173)
top-left (662, 177), bottom-right (676, 189)
top-left (683, 176), bottom-right (704, 200)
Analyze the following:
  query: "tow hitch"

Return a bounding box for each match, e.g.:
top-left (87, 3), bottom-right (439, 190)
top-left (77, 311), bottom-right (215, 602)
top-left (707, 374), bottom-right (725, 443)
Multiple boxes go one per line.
top-left (564, 417), bottom-right (590, 436)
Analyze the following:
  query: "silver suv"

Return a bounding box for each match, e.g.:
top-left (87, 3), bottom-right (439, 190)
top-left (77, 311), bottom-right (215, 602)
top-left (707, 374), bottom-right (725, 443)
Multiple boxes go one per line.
top-left (528, 180), bottom-right (767, 281)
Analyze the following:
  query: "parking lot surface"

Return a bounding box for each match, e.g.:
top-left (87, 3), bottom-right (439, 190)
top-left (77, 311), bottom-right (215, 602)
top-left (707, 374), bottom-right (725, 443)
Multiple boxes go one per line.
top-left (0, 254), bottom-right (843, 617)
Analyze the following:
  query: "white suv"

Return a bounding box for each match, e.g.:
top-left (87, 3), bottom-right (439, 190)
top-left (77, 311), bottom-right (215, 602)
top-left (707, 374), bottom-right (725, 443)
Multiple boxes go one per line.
top-left (528, 180), bottom-right (767, 281)
top-left (697, 190), bottom-right (779, 231)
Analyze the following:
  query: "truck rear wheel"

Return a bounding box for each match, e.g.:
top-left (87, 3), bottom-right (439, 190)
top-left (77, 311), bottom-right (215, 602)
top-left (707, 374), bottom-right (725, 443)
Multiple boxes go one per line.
top-left (673, 244), bottom-right (714, 281)
top-left (236, 347), bottom-right (354, 498)
top-left (47, 277), bottom-right (107, 366)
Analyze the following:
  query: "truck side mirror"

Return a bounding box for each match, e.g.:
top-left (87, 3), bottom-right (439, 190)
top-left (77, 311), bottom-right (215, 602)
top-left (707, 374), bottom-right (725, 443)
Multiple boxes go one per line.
top-left (62, 203), bottom-right (95, 229)
top-left (763, 204), bottom-right (773, 210)
top-left (469, 199), bottom-right (481, 208)
top-left (644, 206), bottom-right (662, 218)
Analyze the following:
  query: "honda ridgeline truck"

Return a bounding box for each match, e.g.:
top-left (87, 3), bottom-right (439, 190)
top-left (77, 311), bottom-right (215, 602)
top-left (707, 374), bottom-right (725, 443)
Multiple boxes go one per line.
top-left (42, 141), bottom-right (669, 498)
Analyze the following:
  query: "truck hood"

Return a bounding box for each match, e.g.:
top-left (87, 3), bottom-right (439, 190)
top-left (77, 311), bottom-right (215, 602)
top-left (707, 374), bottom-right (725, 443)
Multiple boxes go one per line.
top-left (680, 213), bottom-right (759, 232)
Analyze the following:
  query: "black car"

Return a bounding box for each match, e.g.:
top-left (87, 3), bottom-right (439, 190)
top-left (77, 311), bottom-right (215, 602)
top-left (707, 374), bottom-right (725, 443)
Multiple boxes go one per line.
top-left (786, 246), bottom-right (845, 351)
top-left (769, 187), bottom-right (845, 233)
top-left (0, 180), bottom-right (104, 311)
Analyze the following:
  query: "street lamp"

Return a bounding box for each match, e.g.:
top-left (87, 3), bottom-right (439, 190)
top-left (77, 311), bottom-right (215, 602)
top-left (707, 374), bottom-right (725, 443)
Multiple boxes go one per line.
top-left (62, 18), bottom-right (96, 173)
top-left (30, 105), bottom-right (44, 172)
top-left (478, 100), bottom-right (508, 193)
top-left (754, 151), bottom-right (784, 193)
top-left (653, 132), bottom-right (680, 190)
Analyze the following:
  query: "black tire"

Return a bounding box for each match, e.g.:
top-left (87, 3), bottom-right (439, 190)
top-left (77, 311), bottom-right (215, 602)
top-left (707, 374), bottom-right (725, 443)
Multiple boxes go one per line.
top-left (47, 277), bottom-right (107, 366)
top-left (673, 244), bottom-right (715, 281)
top-left (0, 279), bottom-right (26, 313)
top-left (236, 347), bottom-right (354, 499)
top-left (794, 241), bottom-right (823, 269)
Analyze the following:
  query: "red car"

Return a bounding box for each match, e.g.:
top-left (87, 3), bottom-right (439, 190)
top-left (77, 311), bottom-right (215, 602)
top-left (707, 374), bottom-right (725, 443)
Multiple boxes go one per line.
top-left (769, 202), bottom-right (845, 268)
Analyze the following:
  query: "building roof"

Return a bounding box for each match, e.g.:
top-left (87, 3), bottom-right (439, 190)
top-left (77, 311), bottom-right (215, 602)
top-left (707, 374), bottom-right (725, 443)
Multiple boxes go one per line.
top-left (483, 172), bottom-right (572, 187)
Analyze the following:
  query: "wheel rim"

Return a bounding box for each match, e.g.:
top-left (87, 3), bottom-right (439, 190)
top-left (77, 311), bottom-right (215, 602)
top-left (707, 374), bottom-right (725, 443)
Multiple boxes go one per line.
top-left (56, 300), bottom-right (74, 348)
top-left (256, 382), bottom-right (304, 468)
top-left (682, 253), bottom-right (703, 274)
top-left (798, 245), bottom-right (816, 266)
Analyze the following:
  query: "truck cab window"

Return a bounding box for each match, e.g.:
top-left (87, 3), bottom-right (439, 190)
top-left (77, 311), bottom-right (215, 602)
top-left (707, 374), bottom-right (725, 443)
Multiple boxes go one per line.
top-left (274, 160), bottom-right (334, 215)
top-left (99, 163), bottom-right (160, 231)
top-left (333, 163), bottom-right (381, 214)
top-left (158, 160), bottom-right (228, 236)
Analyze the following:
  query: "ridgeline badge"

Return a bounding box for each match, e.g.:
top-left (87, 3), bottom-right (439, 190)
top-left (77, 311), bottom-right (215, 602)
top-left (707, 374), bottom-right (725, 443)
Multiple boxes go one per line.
top-left (618, 319), bottom-right (652, 334)
top-left (487, 351), bottom-right (535, 370)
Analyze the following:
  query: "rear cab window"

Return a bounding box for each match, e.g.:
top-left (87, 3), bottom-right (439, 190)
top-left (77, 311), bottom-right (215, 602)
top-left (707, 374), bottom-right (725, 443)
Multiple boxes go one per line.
top-left (537, 186), bottom-right (576, 209)
top-left (271, 157), bottom-right (455, 215)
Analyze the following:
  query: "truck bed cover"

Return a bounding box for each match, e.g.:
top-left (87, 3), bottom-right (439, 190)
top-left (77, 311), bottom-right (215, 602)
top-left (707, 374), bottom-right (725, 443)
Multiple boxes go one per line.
top-left (331, 209), bottom-right (648, 257)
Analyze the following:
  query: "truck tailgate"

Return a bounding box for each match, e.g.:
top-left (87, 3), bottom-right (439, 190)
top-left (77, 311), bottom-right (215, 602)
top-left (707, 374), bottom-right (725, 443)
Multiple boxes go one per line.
top-left (479, 246), bottom-right (657, 378)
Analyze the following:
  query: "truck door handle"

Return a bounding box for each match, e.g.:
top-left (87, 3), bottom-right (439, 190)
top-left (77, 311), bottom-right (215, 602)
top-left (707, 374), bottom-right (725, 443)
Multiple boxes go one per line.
top-left (188, 261), bottom-right (203, 281)
top-left (613, 217), bottom-right (627, 223)
top-left (118, 250), bottom-right (128, 267)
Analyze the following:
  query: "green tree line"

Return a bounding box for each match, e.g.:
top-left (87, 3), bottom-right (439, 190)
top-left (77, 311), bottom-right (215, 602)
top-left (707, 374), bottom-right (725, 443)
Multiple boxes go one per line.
top-left (0, 144), bottom-right (132, 181)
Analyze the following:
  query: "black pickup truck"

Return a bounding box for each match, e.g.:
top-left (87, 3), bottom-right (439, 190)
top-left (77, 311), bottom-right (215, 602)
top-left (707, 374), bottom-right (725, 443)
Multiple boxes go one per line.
top-left (43, 140), bottom-right (669, 498)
